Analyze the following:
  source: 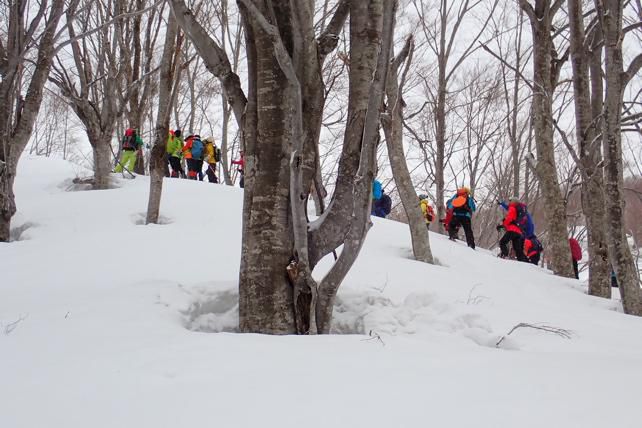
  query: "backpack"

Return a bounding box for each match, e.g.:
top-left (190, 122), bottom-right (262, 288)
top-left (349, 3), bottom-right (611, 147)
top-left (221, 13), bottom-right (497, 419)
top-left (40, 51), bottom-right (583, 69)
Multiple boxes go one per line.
top-left (529, 236), bottom-right (543, 253)
top-left (452, 195), bottom-right (470, 214)
top-left (373, 180), bottom-right (383, 200)
top-left (191, 138), bottom-right (204, 159)
top-left (426, 204), bottom-right (434, 222)
top-left (122, 128), bottom-right (137, 150)
top-left (380, 194), bottom-right (392, 216)
top-left (215, 147), bottom-right (222, 162)
top-left (421, 200), bottom-right (434, 222)
top-left (514, 203), bottom-right (532, 234)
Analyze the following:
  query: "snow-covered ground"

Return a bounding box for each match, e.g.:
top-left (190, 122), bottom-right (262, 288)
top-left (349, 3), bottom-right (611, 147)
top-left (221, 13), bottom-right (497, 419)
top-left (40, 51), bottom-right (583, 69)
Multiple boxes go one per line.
top-left (2, 156), bottom-right (641, 428)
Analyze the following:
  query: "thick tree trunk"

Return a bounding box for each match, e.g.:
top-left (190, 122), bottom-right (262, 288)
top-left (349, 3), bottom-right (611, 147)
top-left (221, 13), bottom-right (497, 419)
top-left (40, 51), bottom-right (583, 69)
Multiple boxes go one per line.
top-left (567, 0), bottom-right (610, 298)
top-left (0, 165), bottom-right (17, 242)
top-left (522, 1), bottom-right (574, 278)
top-left (174, 0), bottom-right (386, 333)
top-left (92, 137), bottom-right (113, 190)
top-left (237, 2), bottom-right (297, 334)
top-left (383, 38), bottom-right (433, 264)
top-left (597, 0), bottom-right (641, 315)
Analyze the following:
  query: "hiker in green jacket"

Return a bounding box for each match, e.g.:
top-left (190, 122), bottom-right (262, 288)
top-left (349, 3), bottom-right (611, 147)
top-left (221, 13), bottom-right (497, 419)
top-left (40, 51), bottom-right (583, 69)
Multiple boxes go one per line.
top-left (115, 128), bottom-right (144, 173)
top-left (166, 129), bottom-right (185, 178)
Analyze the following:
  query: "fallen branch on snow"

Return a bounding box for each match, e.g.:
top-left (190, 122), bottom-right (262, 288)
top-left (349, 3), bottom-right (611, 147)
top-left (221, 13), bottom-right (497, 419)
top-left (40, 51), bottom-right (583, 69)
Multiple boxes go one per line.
top-left (3, 314), bottom-right (28, 335)
top-left (495, 323), bottom-right (572, 348)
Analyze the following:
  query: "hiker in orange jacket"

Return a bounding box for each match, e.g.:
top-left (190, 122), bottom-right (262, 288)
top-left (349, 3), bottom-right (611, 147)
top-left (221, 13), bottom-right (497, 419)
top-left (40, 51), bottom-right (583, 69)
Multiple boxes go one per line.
top-left (183, 135), bottom-right (205, 180)
top-left (497, 197), bottom-right (527, 262)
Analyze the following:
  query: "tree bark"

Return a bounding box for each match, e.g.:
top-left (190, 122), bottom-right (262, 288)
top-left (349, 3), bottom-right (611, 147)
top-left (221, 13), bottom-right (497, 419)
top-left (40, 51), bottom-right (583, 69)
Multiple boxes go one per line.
top-left (596, 0), bottom-right (641, 315)
top-left (93, 136), bottom-right (114, 190)
top-left (521, 0), bottom-right (575, 278)
top-left (383, 37), bottom-right (434, 264)
top-left (236, 0), bottom-right (299, 333)
top-left (567, 0), bottom-right (610, 298)
top-left (147, 13), bottom-right (180, 224)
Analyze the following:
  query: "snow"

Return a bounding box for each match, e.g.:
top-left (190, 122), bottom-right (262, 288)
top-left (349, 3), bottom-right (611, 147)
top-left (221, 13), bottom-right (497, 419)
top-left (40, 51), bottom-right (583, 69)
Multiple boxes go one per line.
top-left (2, 156), bottom-right (642, 428)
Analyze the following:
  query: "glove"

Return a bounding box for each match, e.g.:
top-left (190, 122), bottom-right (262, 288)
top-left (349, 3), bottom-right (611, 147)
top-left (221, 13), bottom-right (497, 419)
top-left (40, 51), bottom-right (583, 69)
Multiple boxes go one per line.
top-left (496, 224), bottom-right (504, 232)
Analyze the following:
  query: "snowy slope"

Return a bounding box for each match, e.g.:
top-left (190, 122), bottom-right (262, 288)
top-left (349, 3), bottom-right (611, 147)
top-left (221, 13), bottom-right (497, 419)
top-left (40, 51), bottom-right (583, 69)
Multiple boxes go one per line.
top-left (1, 156), bottom-right (641, 428)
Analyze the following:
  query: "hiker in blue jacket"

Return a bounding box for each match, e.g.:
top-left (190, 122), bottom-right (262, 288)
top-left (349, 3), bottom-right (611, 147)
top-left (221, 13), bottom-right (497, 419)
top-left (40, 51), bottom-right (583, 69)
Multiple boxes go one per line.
top-left (446, 187), bottom-right (476, 249)
top-left (372, 190), bottom-right (392, 218)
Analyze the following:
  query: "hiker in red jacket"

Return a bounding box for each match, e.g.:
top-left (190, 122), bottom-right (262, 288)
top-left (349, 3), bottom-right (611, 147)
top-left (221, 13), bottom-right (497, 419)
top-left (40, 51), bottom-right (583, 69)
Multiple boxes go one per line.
top-left (441, 207), bottom-right (457, 234)
top-left (231, 150), bottom-right (245, 188)
top-left (569, 237), bottom-right (582, 279)
top-left (497, 197), bottom-right (527, 262)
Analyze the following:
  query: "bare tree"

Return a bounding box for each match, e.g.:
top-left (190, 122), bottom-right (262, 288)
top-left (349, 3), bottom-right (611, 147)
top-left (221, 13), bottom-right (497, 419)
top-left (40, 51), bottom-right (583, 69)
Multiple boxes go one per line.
top-left (146, 12), bottom-right (182, 224)
top-left (566, 0), bottom-right (611, 298)
top-left (0, 0), bottom-right (65, 241)
top-left (382, 36), bottom-right (434, 264)
top-left (519, 0), bottom-right (575, 278)
top-left (50, 0), bottom-right (128, 189)
top-left (595, 0), bottom-right (642, 315)
top-left (172, 0), bottom-right (399, 334)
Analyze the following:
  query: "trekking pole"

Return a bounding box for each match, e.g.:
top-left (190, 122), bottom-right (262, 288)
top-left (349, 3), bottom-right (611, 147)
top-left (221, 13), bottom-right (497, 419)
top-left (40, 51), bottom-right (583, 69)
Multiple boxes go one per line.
top-left (109, 144), bottom-right (135, 178)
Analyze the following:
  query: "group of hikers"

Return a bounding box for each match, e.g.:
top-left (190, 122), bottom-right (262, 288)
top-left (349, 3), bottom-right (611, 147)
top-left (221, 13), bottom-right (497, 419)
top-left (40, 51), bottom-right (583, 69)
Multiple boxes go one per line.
top-left (372, 181), bottom-right (594, 280)
top-left (114, 128), bottom-right (245, 186)
top-left (114, 131), bottom-right (607, 283)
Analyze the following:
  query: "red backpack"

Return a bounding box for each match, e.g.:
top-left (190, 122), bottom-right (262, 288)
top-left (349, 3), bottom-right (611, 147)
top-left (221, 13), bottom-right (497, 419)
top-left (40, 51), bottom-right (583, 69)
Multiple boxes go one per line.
top-left (122, 128), bottom-right (137, 150)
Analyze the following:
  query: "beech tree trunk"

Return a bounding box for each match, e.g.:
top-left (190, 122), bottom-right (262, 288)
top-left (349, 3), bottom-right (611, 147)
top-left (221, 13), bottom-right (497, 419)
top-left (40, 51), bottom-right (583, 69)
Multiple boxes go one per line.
top-left (567, 0), bottom-right (610, 298)
top-left (596, 0), bottom-right (642, 315)
top-left (173, 0), bottom-right (393, 334)
top-left (383, 37), bottom-right (433, 264)
top-left (236, 1), bottom-right (298, 333)
top-left (520, 0), bottom-right (574, 278)
top-left (0, 171), bottom-right (16, 242)
top-left (93, 136), bottom-right (114, 190)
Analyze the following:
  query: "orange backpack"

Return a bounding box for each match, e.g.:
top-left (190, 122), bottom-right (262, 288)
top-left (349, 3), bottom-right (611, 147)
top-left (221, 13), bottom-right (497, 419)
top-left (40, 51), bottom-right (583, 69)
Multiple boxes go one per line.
top-left (452, 195), bottom-right (468, 208)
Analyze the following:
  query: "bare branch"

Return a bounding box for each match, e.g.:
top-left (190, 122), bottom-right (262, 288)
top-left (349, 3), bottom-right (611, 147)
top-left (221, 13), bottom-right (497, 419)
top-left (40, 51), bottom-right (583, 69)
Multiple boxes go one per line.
top-left (480, 42), bottom-right (534, 90)
top-left (317, 0), bottom-right (350, 60)
top-left (496, 322), bottom-right (573, 348)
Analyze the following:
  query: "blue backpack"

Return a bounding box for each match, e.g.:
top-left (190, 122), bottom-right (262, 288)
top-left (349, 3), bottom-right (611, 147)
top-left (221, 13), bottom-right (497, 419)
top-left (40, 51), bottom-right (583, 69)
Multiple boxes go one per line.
top-left (191, 138), bottom-right (204, 159)
top-left (373, 180), bottom-right (383, 200)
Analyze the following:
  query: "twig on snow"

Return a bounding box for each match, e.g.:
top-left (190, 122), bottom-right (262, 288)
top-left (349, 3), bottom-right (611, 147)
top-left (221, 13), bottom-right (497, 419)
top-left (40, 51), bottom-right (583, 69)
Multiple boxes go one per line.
top-left (496, 322), bottom-right (572, 348)
top-left (3, 314), bottom-right (28, 335)
top-left (362, 329), bottom-right (386, 347)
